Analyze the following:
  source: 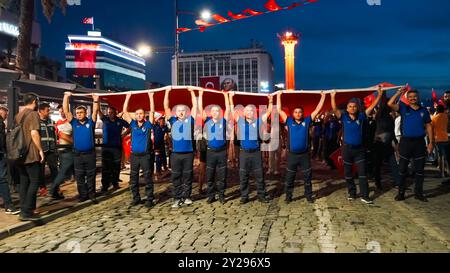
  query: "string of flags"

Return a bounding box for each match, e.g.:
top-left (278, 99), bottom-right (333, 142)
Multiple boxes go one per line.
top-left (177, 0), bottom-right (319, 33)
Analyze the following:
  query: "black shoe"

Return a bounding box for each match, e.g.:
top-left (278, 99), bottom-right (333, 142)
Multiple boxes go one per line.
top-left (360, 197), bottom-right (374, 205)
top-left (258, 197), bottom-right (270, 203)
top-left (19, 214), bottom-right (40, 222)
top-left (347, 195), bottom-right (357, 201)
top-left (240, 198), bottom-right (249, 204)
top-left (131, 199), bottom-right (142, 206)
top-left (306, 197), bottom-right (315, 204)
top-left (285, 196), bottom-right (293, 204)
top-left (145, 200), bottom-right (155, 208)
top-left (112, 184), bottom-right (120, 191)
top-left (207, 197), bottom-right (217, 204)
top-left (5, 206), bottom-right (20, 215)
top-left (79, 196), bottom-right (89, 203)
top-left (219, 196), bottom-right (226, 204)
top-left (89, 195), bottom-right (99, 204)
top-left (414, 194), bottom-right (428, 202)
top-left (51, 192), bottom-right (65, 201)
top-left (395, 193), bottom-right (405, 201)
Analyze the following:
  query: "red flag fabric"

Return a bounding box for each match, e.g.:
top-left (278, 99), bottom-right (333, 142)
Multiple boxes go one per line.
top-left (212, 14), bottom-right (230, 23)
top-left (243, 9), bottom-right (264, 16)
top-left (74, 48), bottom-right (96, 76)
top-left (83, 17), bottom-right (94, 24)
top-left (288, 2), bottom-right (302, 10)
top-left (200, 77), bottom-right (220, 90)
top-left (264, 0), bottom-right (283, 11)
top-left (400, 84), bottom-right (412, 105)
top-left (364, 93), bottom-right (376, 108)
top-left (195, 19), bottom-right (214, 27)
top-left (176, 28), bottom-right (191, 33)
top-left (330, 148), bottom-right (357, 176)
top-left (432, 89), bottom-right (438, 103)
top-left (227, 11), bottom-right (247, 20)
top-left (90, 87), bottom-right (394, 117)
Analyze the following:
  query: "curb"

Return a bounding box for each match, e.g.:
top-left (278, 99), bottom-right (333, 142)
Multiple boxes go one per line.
top-left (0, 187), bottom-right (130, 240)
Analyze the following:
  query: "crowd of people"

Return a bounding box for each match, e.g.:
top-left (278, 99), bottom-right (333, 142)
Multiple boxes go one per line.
top-left (1, 86), bottom-right (449, 221)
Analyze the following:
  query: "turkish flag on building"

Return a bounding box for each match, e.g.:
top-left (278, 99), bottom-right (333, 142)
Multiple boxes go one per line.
top-left (200, 76), bottom-right (220, 90)
top-left (83, 17), bottom-right (94, 25)
top-left (74, 48), bottom-right (97, 76)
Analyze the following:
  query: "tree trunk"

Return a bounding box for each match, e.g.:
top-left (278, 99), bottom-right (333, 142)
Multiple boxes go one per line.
top-left (16, 0), bottom-right (35, 79)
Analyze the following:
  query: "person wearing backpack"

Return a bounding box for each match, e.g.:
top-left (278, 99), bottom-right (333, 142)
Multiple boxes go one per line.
top-left (0, 106), bottom-right (19, 215)
top-left (13, 93), bottom-right (45, 221)
top-left (63, 92), bottom-right (99, 204)
top-left (229, 92), bottom-right (273, 204)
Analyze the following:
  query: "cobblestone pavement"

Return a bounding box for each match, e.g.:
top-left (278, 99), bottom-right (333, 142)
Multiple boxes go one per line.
top-left (0, 163), bottom-right (449, 253)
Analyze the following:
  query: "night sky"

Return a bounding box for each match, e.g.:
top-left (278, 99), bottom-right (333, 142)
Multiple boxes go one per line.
top-left (37, 0), bottom-right (450, 95)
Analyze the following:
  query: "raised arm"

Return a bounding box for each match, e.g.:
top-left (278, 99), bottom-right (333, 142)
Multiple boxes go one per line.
top-left (224, 91), bottom-right (231, 121)
top-left (229, 92), bottom-right (239, 123)
top-left (311, 91), bottom-right (327, 121)
top-left (63, 92), bottom-right (74, 122)
top-left (262, 95), bottom-right (274, 123)
top-left (198, 89), bottom-right (207, 121)
top-left (365, 86), bottom-right (384, 116)
top-left (122, 92), bottom-right (133, 124)
top-left (388, 88), bottom-right (404, 112)
top-left (189, 88), bottom-right (197, 119)
top-left (277, 92), bottom-right (288, 123)
top-left (92, 94), bottom-right (99, 123)
top-left (164, 88), bottom-right (172, 121)
top-left (330, 90), bottom-right (342, 119)
top-left (148, 92), bottom-right (155, 124)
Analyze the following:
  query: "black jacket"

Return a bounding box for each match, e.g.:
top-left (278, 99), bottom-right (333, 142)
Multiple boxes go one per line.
top-left (0, 117), bottom-right (6, 154)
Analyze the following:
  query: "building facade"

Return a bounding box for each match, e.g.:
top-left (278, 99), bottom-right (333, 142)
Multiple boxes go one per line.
top-left (65, 31), bottom-right (146, 91)
top-left (172, 47), bottom-right (274, 93)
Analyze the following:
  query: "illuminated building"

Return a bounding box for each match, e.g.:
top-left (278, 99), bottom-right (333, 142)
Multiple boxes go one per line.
top-left (65, 31), bottom-right (146, 91)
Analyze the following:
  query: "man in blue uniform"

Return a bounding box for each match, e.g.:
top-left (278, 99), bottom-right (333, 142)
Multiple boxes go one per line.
top-left (99, 106), bottom-right (129, 193)
top-left (198, 89), bottom-right (230, 204)
top-left (277, 91), bottom-right (326, 204)
top-left (154, 117), bottom-right (169, 174)
top-left (229, 92), bottom-right (273, 204)
top-left (63, 92), bottom-right (99, 203)
top-left (331, 87), bottom-right (384, 204)
top-left (388, 88), bottom-right (433, 202)
top-left (164, 88), bottom-right (198, 208)
top-left (123, 92), bottom-right (155, 208)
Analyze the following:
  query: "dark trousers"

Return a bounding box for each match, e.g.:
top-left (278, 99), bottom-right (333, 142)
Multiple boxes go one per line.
top-left (343, 145), bottom-right (370, 198)
top-left (324, 137), bottom-right (339, 168)
top-left (206, 149), bottom-right (227, 199)
top-left (239, 151), bottom-right (266, 200)
top-left (18, 162), bottom-right (41, 217)
top-left (39, 151), bottom-right (58, 188)
top-left (51, 150), bottom-right (74, 195)
top-left (0, 155), bottom-right (13, 207)
top-left (129, 153), bottom-right (154, 202)
top-left (372, 141), bottom-right (400, 188)
top-left (155, 144), bottom-right (167, 173)
top-left (171, 152), bottom-right (194, 200)
top-left (312, 136), bottom-right (321, 158)
top-left (285, 152), bottom-right (313, 199)
top-left (74, 151), bottom-right (97, 199)
top-left (398, 138), bottom-right (426, 195)
top-left (101, 147), bottom-right (122, 190)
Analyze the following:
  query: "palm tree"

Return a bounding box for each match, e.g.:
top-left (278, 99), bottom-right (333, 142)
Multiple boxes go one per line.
top-left (16, 0), bottom-right (66, 78)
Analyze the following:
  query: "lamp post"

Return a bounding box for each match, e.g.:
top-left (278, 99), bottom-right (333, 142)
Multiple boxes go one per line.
top-left (174, 0), bottom-right (211, 85)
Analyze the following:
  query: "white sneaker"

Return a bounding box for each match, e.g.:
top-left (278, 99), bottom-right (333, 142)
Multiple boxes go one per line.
top-left (183, 198), bottom-right (193, 205)
top-left (171, 200), bottom-right (181, 208)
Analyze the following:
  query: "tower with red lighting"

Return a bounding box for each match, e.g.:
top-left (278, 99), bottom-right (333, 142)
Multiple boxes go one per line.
top-left (279, 32), bottom-right (299, 90)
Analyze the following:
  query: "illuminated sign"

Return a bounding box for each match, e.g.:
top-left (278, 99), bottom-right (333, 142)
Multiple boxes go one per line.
top-left (0, 22), bottom-right (19, 37)
top-left (261, 81), bottom-right (270, 92)
top-left (69, 43), bottom-right (100, 50)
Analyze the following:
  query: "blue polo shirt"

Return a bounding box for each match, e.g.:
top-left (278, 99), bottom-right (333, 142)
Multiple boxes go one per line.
top-left (341, 111), bottom-right (366, 146)
top-left (70, 118), bottom-right (96, 152)
top-left (286, 116), bottom-right (312, 153)
top-left (153, 124), bottom-right (169, 147)
top-left (169, 116), bottom-right (194, 153)
top-left (238, 118), bottom-right (262, 150)
top-left (205, 117), bottom-right (227, 149)
top-left (399, 102), bottom-right (431, 138)
top-left (324, 120), bottom-right (341, 140)
top-left (101, 116), bottom-right (129, 148)
top-left (130, 120), bottom-right (153, 154)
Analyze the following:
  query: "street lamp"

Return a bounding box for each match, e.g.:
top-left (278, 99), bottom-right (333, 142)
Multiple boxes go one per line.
top-left (137, 44), bottom-right (152, 57)
top-left (175, 0), bottom-right (211, 85)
